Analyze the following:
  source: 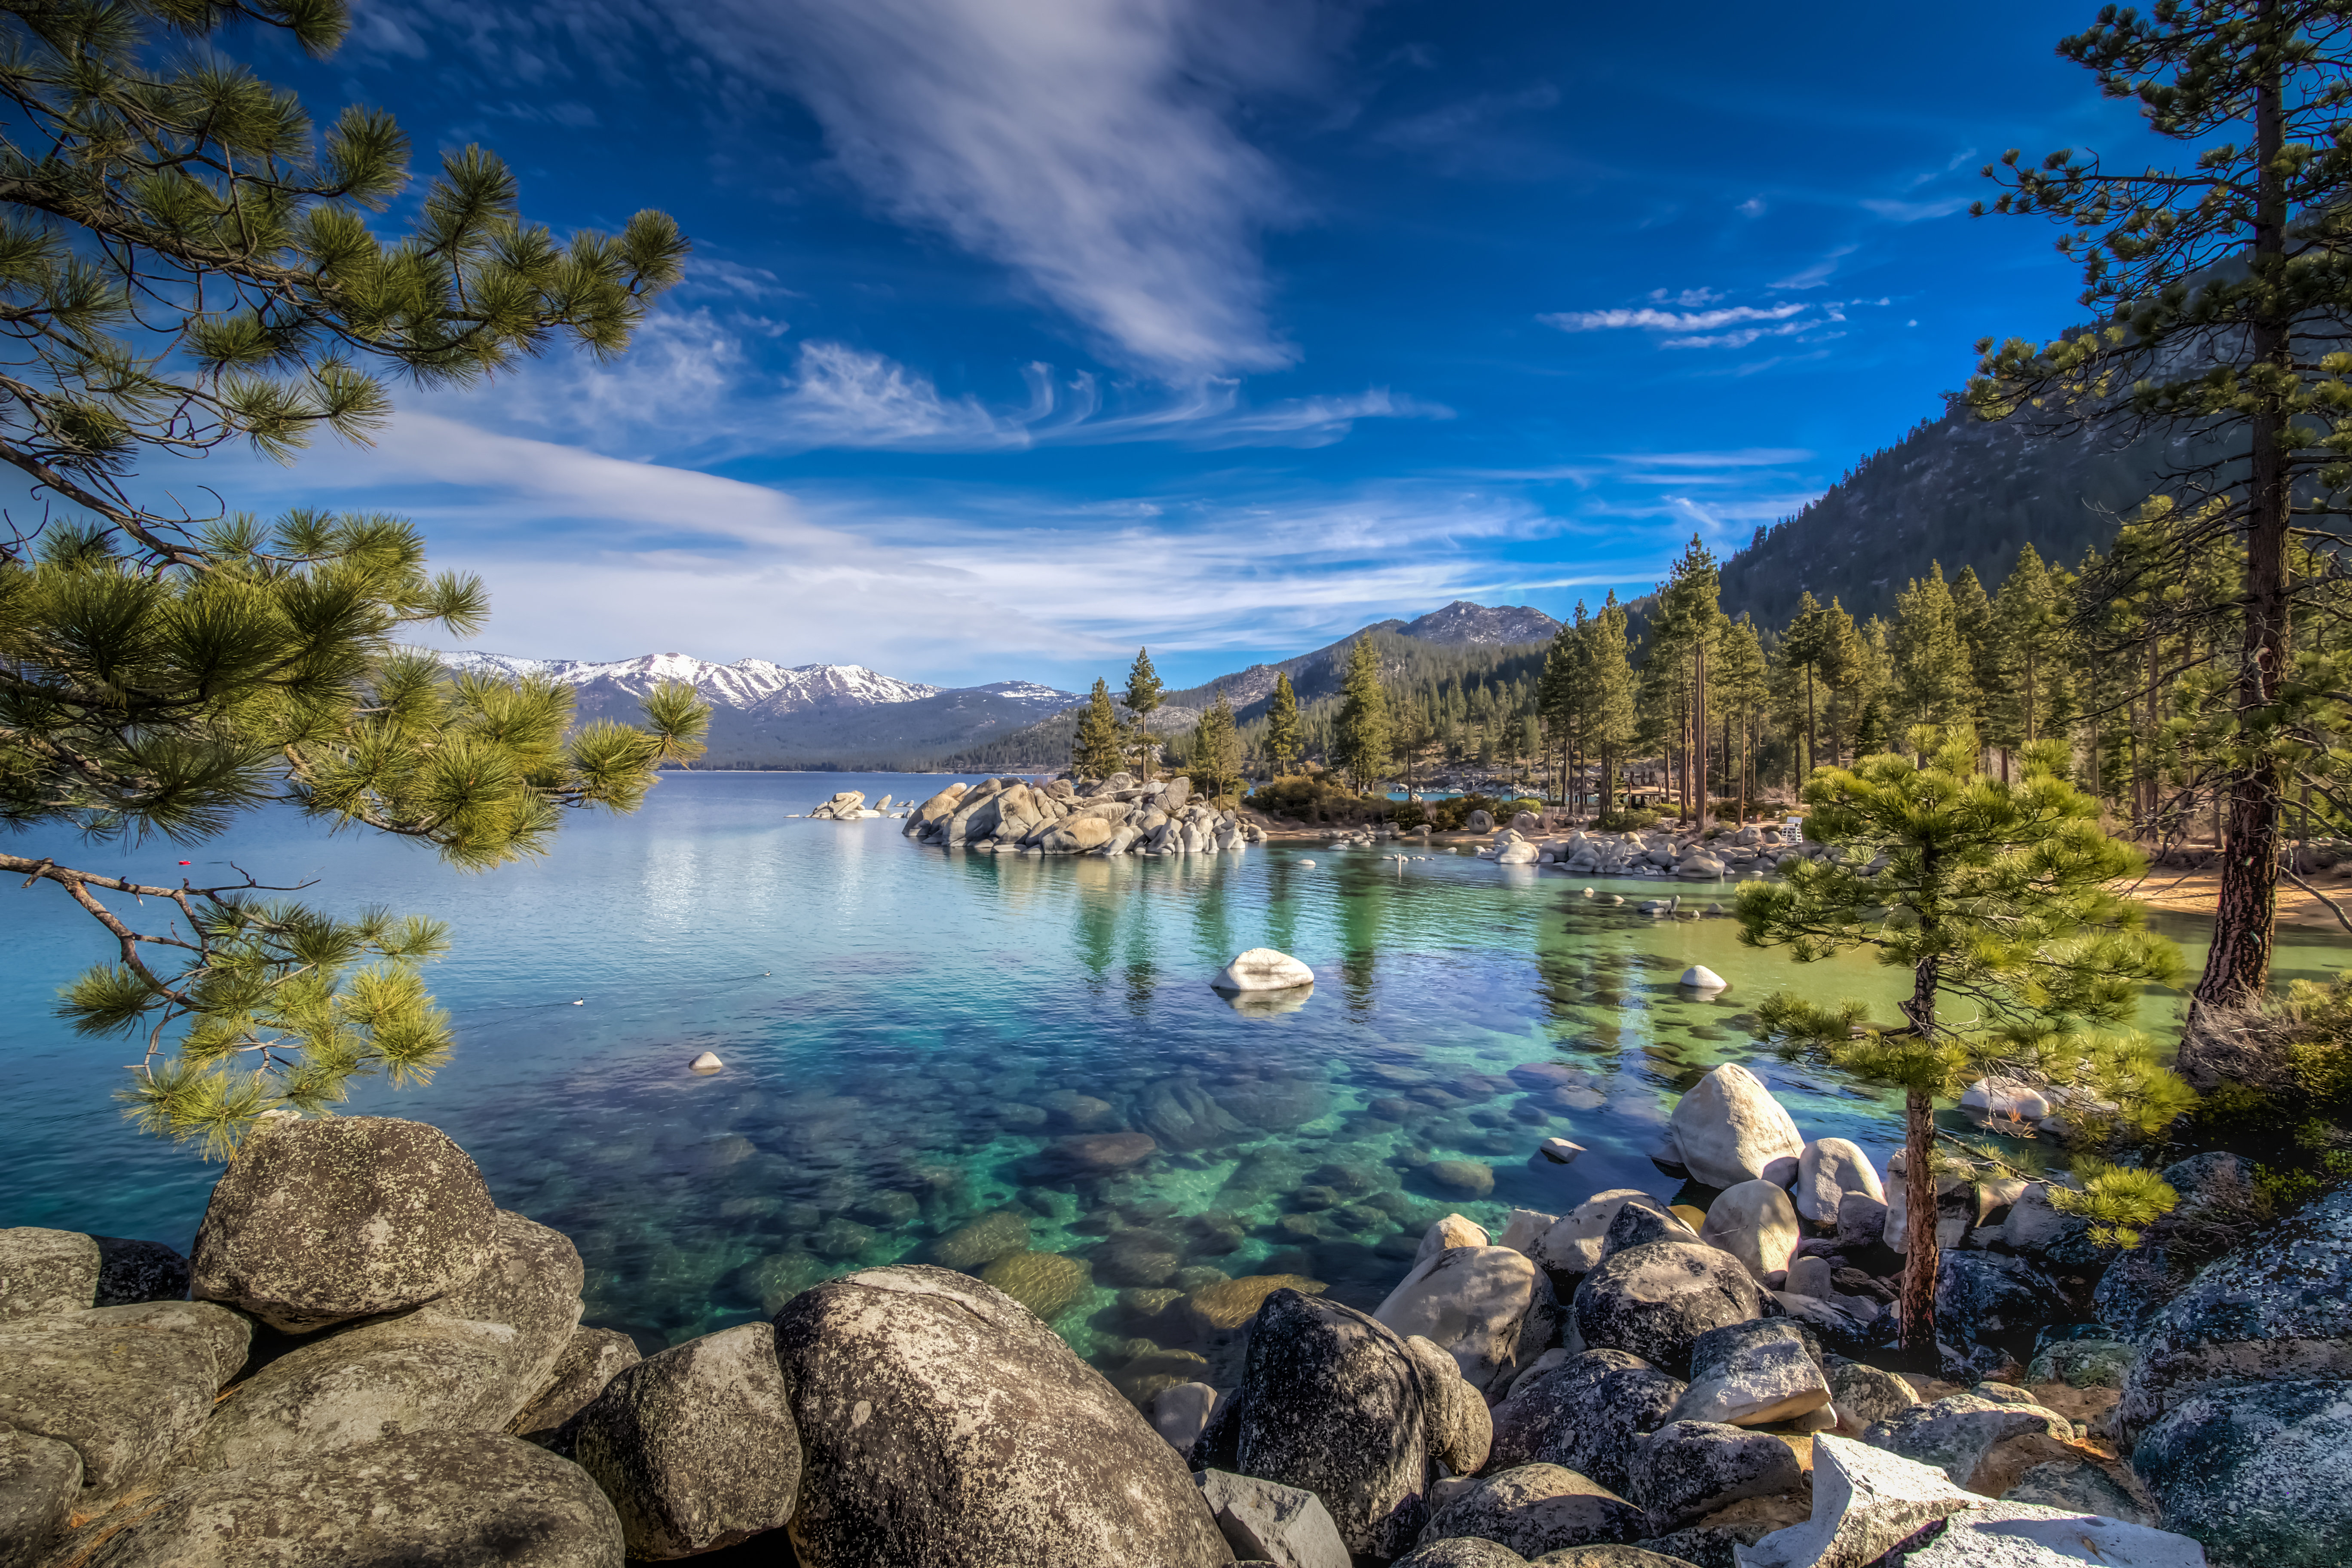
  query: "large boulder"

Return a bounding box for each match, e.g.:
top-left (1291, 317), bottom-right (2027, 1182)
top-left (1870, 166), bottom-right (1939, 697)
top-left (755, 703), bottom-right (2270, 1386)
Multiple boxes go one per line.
top-left (772, 1265), bottom-right (1226, 1567)
top-left (511, 1326), bottom-right (643, 1437)
top-left (1415, 1464), bottom-right (1645, 1558)
top-left (427, 1210), bottom-right (586, 1418)
top-left (0, 1422), bottom-right (81, 1568)
top-left (1400, 1335), bottom-right (1494, 1477)
top-left (1197, 1470), bottom-right (1351, 1568)
top-left (70, 1430), bottom-right (624, 1568)
top-left (1374, 1245), bottom-right (1547, 1394)
top-left (190, 1116), bottom-right (499, 1333)
top-left (2132, 1376), bottom-right (2352, 1568)
top-left (1860, 1393), bottom-right (2069, 1491)
top-left (0, 1301), bottom-right (247, 1505)
top-left (1699, 1182), bottom-right (1801, 1283)
top-left (1794, 1140), bottom-right (1885, 1226)
top-left (1527, 1191), bottom-right (1665, 1291)
top-left (0, 1229), bottom-right (99, 1320)
top-left (1933, 1252), bottom-right (2061, 1382)
top-left (1666, 1320), bottom-right (1828, 1428)
top-left (1627, 1420), bottom-right (1804, 1534)
top-left (1232, 1288), bottom-right (1456, 1559)
top-left (1665, 1066), bottom-right (1803, 1189)
top-left (1390, 1541), bottom-right (1528, 1568)
top-left (1880, 1499), bottom-right (2207, 1567)
top-left (1735, 1433), bottom-right (1976, 1568)
top-left (1572, 1241), bottom-right (1762, 1377)
top-left (2116, 1182), bottom-right (2352, 1437)
top-left (2094, 1152), bottom-right (2272, 1338)
top-left (558, 1323), bottom-right (799, 1560)
top-left (194, 1313), bottom-right (537, 1472)
top-left (1485, 1350), bottom-right (1686, 1494)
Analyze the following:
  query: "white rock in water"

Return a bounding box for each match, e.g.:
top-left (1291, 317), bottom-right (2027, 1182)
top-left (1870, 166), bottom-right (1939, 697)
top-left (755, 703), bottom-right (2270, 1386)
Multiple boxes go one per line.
top-left (1680, 965), bottom-right (1728, 993)
top-left (1415, 1213), bottom-right (1492, 1263)
top-left (689, 1052), bottom-right (724, 1074)
top-left (1961, 1076), bottom-right (2052, 1124)
top-left (1296, 858), bottom-right (1317, 867)
top-left (1582, 887), bottom-right (1596, 897)
top-left (1211, 948), bottom-right (1314, 992)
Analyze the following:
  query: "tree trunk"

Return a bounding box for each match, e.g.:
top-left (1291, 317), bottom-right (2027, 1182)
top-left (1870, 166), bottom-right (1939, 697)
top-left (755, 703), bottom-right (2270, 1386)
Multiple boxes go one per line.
top-left (1804, 665), bottom-right (1817, 778)
top-left (2196, 39), bottom-right (2290, 1009)
top-left (1899, 1086), bottom-right (1940, 1364)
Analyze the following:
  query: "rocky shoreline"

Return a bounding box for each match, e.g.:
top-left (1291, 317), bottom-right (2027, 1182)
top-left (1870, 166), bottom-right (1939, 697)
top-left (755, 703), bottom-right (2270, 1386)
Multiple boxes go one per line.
top-left (3, 1053), bottom-right (2343, 1567)
top-left (895, 772), bottom-right (1271, 855)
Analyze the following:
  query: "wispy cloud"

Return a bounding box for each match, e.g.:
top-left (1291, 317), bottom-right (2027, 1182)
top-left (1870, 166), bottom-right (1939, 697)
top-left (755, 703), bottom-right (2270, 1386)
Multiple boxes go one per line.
top-left (1860, 195), bottom-right (1970, 222)
top-left (202, 414), bottom-right (1596, 680)
top-left (668, 0), bottom-right (1341, 380)
top-left (1770, 247), bottom-right (1857, 290)
top-left (1540, 303), bottom-right (1807, 333)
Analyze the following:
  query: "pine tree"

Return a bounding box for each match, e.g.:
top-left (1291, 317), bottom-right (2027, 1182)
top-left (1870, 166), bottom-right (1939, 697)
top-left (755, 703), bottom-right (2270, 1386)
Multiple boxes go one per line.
top-left (1332, 636), bottom-right (1393, 793)
top-left (0, 0), bottom-right (700, 1154)
top-left (1949, 565), bottom-right (2000, 740)
top-left (1586, 594), bottom-right (1640, 819)
top-left (1892, 564), bottom-right (1980, 746)
top-left (1736, 731), bottom-right (2194, 1363)
top-left (1071, 679), bottom-right (1125, 780)
top-left (1121, 648), bottom-right (1165, 781)
top-left (1715, 617), bottom-right (1770, 821)
top-left (1971, 2), bottom-right (2352, 1008)
top-left (1986, 545), bottom-right (2076, 775)
top-left (1781, 592), bottom-right (1835, 777)
top-left (1192, 689), bottom-right (1242, 806)
top-left (1265, 672), bottom-right (1303, 777)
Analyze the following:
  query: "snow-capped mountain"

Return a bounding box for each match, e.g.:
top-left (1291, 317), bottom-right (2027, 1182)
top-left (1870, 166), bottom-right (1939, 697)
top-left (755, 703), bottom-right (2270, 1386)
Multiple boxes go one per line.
top-left (436, 652), bottom-right (946, 712)
top-left (429, 650), bottom-right (1079, 767)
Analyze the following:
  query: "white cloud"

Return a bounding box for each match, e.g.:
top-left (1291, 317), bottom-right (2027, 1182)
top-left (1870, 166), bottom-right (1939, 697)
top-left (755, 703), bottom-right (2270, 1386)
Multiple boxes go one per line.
top-left (1736, 196), bottom-right (1766, 217)
top-left (1769, 247), bottom-right (1856, 290)
top-left (678, 0), bottom-right (1329, 379)
top-left (197, 412), bottom-right (1566, 680)
top-left (1540, 303), bottom-right (1807, 333)
top-left (1860, 196), bottom-right (1971, 222)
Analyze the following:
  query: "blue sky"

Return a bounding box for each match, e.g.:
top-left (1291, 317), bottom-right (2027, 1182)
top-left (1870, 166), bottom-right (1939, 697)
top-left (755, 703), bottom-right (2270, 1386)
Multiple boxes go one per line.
top-left (201, 0), bottom-right (2159, 689)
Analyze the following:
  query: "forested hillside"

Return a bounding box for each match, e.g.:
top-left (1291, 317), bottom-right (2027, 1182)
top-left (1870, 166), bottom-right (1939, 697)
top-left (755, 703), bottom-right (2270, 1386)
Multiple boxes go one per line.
top-left (1717, 402), bottom-right (2210, 628)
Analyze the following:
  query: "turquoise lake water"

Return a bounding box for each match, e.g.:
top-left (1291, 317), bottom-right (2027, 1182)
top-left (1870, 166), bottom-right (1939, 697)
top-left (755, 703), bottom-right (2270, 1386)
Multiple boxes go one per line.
top-left (5, 771), bottom-right (2345, 1378)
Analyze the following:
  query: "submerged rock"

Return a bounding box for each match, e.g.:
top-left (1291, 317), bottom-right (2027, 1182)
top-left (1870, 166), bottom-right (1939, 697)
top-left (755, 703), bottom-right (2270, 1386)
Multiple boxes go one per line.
top-left (978, 1250), bottom-right (1093, 1322)
top-left (190, 1115), bottom-right (498, 1333)
top-left (772, 1265), bottom-right (1227, 1568)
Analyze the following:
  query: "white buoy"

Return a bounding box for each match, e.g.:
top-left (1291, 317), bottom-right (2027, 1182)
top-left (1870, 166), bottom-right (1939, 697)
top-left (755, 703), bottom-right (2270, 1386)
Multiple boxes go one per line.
top-left (689, 1051), bottom-right (725, 1073)
top-left (1680, 965), bottom-right (1728, 995)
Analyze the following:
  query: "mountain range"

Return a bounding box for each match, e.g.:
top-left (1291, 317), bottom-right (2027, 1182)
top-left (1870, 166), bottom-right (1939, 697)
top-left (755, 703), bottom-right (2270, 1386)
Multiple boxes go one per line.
top-left (437, 599), bottom-right (1563, 771)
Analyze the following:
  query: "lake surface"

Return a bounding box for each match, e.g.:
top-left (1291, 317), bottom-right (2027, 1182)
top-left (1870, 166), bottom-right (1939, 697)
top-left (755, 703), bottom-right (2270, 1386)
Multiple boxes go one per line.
top-left (5, 771), bottom-right (2343, 1383)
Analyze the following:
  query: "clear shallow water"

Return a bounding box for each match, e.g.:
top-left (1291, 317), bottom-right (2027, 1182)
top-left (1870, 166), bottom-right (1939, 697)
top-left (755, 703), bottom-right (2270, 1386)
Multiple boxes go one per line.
top-left (4, 772), bottom-right (2344, 1384)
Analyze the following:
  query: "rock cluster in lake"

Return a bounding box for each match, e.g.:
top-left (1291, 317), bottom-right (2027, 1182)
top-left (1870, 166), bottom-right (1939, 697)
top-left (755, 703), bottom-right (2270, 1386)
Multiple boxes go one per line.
top-left (9, 1071), bottom-right (2346, 1566)
top-left (902, 772), bottom-right (1270, 856)
top-left (1479, 822), bottom-right (1815, 879)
